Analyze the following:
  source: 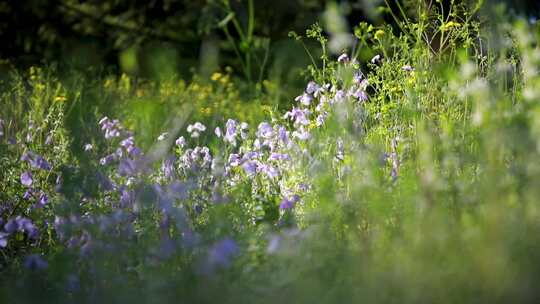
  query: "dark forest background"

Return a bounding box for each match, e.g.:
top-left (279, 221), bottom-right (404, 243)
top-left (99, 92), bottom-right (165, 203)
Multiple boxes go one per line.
top-left (0, 0), bottom-right (538, 80)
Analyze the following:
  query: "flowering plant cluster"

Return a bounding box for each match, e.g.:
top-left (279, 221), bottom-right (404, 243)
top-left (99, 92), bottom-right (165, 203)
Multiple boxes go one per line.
top-left (3, 10), bottom-right (540, 302)
top-left (0, 53), bottom-right (382, 297)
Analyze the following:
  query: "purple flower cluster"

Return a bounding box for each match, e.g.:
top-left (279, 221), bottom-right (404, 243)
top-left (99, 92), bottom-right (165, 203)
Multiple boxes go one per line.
top-left (279, 194), bottom-right (300, 210)
top-left (1, 216), bottom-right (39, 247)
top-left (203, 237), bottom-right (239, 273)
top-left (0, 53), bottom-right (376, 279)
top-left (99, 116), bottom-right (123, 140)
top-left (21, 151), bottom-right (52, 171)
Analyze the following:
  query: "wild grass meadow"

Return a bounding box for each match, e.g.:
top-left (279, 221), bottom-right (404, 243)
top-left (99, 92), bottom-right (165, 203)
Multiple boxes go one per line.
top-left (1, 1), bottom-right (540, 303)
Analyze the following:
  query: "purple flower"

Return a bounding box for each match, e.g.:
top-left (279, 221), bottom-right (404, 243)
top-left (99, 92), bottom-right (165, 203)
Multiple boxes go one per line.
top-left (298, 183), bottom-right (310, 192)
top-left (243, 151), bottom-right (261, 160)
top-left (127, 145), bottom-right (141, 156)
top-left (187, 122), bottom-right (206, 138)
top-left (180, 229), bottom-right (199, 248)
top-left (96, 172), bottom-right (115, 191)
top-left (402, 65), bottom-right (414, 72)
top-left (306, 81), bottom-right (320, 95)
top-left (279, 194), bottom-right (300, 210)
top-left (224, 119), bottom-right (238, 145)
top-left (5, 217), bottom-right (38, 238)
top-left (100, 117), bottom-right (123, 140)
top-left (21, 171), bottom-right (33, 187)
top-left (23, 254), bottom-right (48, 270)
top-left (175, 136), bottom-right (186, 148)
top-left (284, 108), bottom-right (310, 126)
top-left (212, 188), bottom-right (229, 204)
top-left (118, 158), bottom-right (137, 176)
top-left (240, 122), bottom-right (249, 140)
top-left (228, 154), bottom-right (242, 167)
top-left (35, 156), bottom-right (51, 170)
top-left (214, 127), bottom-right (222, 138)
top-left (100, 154), bottom-right (116, 166)
top-left (315, 96), bottom-right (327, 112)
top-left (351, 88), bottom-right (368, 102)
top-left (17, 217), bottom-right (38, 238)
top-left (268, 153), bottom-right (290, 162)
top-left (37, 192), bottom-right (48, 207)
top-left (99, 117), bottom-right (123, 140)
top-left (337, 53), bottom-right (350, 63)
top-left (168, 180), bottom-right (189, 200)
top-left (207, 238), bottom-right (239, 268)
top-left (115, 147), bottom-right (124, 158)
top-left (316, 112), bottom-right (328, 126)
top-left (21, 151), bottom-right (51, 170)
top-left (242, 161), bottom-right (258, 177)
top-left (353, 71), bottom-right (364, 84)
top-left (0, 232), bottom-right (8, 248)
top-left (161, 156), bottom-right (176, 179)
top-left (4, 219), bottom-right (18, 233)
top-left (190, 146), bottom-right (212, 167)
top-left (119, 188), bottom-right (134, 207)
top-left (83, 143), bottom-right (93, 151)
top-left (278, 126), bottom-right (290, 146)
top-left (267, 235), bottom-right (281, 253)
top-left (157, 237), bottom-right (177, 259)
top-left (256, 122), bottom-right (274, 139)
top-left (295, 93), bottom-right (313, 106)
top-left (120, 136), bottom-right (134, 148)
top-left (23, 190), bottom-right (33, 200)
top-left (292, 128), bottom-right (311, 141)
top-left (259, 164), bottom-right (279, 179)
top-left (333, 90), bottom-right (346, 104)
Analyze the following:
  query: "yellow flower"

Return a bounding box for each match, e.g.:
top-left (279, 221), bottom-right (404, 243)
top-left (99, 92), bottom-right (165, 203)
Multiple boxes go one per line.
top-left (407, 71), bottom-right (416, 85)
top-left (104, 78), bottom-right (114, 89)
top-left (211, 72), bottom-right (222, 81)
top-left (219, 74), bottom-right (230, 84)
top-left (54, 96), bottom-right (67, 102)
top-left (374, 29), bottom-right (385, 40)
top-left (442, 21), bottom-right (461, 31)
top-left (201, 107), bottom-right (212, 115)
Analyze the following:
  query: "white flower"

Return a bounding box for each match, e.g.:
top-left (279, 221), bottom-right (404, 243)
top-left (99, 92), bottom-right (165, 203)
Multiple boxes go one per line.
top-left (157, 132), bottom-right (168, 141)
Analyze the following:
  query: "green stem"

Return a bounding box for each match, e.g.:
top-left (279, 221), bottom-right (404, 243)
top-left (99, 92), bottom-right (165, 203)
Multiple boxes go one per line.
top-left (247, 0), bottom-right (254, 42)
top-left (223, 26), bottom-right (249, 80)
top-left (383, 0), bottom-right (409, 38)
top-left (299, 39), bottom-right (318, 73)
top-left (394, 0), bottom-right (410, 26)
top-left (322, 43), bottom-right (327, 80)
top-left (258, 41), bottom-right (270, 84)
